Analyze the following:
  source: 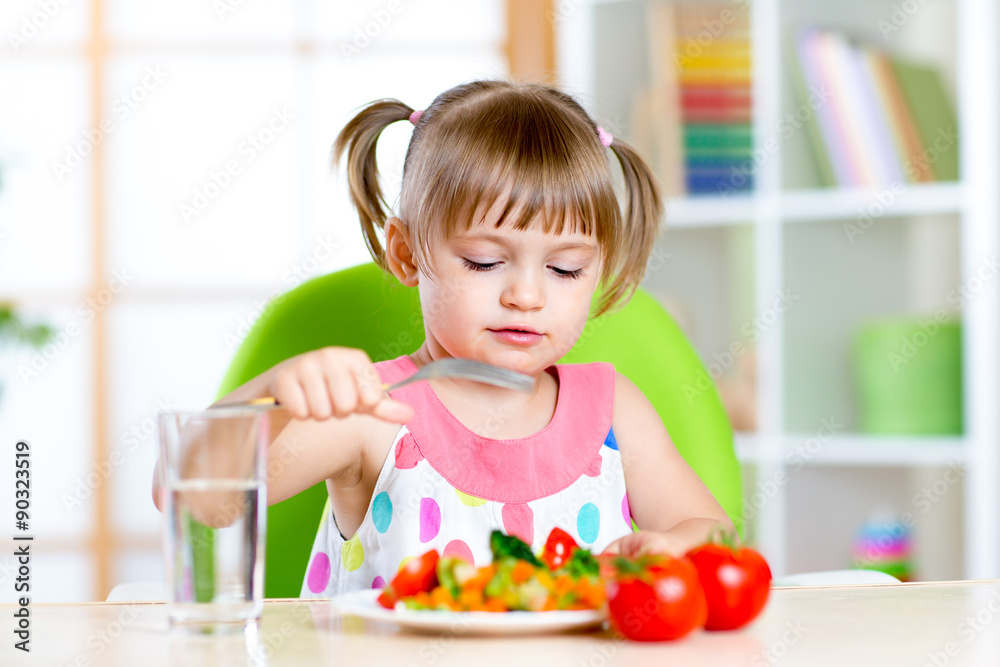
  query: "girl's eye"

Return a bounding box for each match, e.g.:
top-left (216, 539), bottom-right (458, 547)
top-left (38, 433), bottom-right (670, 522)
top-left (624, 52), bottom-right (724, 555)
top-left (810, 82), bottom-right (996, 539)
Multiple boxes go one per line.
top-left (551, 266), bottom-right (584, 279)
top-left (462, 258), bottom-right (500, 272)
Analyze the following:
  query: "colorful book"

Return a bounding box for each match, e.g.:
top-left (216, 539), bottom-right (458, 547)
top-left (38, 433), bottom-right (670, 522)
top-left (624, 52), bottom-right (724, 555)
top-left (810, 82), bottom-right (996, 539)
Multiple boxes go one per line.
top-left (865, 49), bottom-right (934, 183)
top-left (789, 27), bottom-right (957, 187)
top-left (789, 28), bottom-right (851, 187)
top-left (848, 38), bottom-right (905, 185)
top-left (890, 58), bottom-right (960, 181)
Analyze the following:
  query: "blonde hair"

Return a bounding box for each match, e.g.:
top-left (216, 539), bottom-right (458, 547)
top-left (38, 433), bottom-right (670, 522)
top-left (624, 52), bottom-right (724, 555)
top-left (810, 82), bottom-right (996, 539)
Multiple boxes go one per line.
top-left (332, 80), bottom-right (663, 316)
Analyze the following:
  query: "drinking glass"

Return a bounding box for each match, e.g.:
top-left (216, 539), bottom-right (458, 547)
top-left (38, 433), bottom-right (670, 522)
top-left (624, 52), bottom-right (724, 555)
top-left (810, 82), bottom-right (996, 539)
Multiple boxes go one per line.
top-left (158, 408), bottom-right (269, 633)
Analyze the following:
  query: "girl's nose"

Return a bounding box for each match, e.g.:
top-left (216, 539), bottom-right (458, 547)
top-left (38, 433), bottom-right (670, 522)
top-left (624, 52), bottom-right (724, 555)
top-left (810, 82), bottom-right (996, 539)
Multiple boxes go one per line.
top-left (500, 269), bottom-right (545, 311)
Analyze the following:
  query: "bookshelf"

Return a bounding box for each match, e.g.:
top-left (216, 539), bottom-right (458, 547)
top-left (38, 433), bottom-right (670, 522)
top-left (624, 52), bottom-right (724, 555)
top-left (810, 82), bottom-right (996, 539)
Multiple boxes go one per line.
top-left (557, 0), bottom-right (1000, 580)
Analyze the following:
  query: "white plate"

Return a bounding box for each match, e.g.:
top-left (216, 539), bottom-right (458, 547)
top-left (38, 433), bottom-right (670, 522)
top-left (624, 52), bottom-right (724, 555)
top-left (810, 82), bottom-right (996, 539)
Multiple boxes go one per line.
top-left (330, 589), bottom-right (607, 636)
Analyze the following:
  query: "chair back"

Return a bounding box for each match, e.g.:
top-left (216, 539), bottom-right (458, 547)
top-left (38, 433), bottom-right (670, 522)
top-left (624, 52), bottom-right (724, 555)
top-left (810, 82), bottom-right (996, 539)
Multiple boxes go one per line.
top-left (217, 262), bottom-right (742, 598)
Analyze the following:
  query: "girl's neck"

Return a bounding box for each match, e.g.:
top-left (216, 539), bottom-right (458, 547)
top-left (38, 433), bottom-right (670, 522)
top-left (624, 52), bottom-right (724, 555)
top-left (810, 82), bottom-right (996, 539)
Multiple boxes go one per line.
top-left (406, 345), bottom-right (560, 440)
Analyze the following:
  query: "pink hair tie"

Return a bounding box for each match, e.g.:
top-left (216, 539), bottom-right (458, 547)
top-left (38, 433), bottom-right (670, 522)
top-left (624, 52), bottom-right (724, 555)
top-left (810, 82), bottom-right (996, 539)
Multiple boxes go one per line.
top-left (409, 109), bottom-right (424, 125)
top-left (597, 126), bottom-right (613, 148)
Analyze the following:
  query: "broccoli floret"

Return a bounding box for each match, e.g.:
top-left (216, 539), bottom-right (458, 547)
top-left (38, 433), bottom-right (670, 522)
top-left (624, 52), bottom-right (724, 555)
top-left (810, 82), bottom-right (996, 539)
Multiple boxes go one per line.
top-left (489, 530), bottom-right (543, 567)
top-left (558, 548), bottom-right (600, 579)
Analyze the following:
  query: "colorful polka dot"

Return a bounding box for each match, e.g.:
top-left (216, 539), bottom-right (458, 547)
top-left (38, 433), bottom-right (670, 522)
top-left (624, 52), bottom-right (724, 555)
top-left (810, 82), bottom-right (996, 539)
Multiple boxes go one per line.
top-left (372, 491), bottom-right (393, 533)
top-left (577, 502), bottom-right (600, 544)
top-left (394, 433), bottom-right (424, 469)
top-left (455, 489), bottom-right (487, 507)
top-left (419, 497), bottom-right (441, 543)
top-left (502, 503), bottom-right (534, 546)
top-left (603, 428), bottom-right (618, 450)
top-left (622, 493), bottom-right (631, 527)
top-left (341, 534), bottom-right (365, 571)
top-left (442, 539), bottom-right (475, 565)
top-left (306, 551), bottom-right (331, 593)
top-left (372, 575), bottom-right (385, 589)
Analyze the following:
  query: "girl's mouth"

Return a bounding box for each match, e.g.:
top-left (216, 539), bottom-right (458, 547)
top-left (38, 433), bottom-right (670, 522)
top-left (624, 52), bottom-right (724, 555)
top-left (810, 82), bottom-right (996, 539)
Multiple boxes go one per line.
top-left (489, 327), bottom-right (543, 346)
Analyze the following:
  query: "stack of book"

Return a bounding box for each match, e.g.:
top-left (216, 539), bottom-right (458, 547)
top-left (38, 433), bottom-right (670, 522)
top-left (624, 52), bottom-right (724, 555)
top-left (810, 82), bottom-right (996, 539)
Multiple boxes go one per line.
top-left (791, 27), bottom-right (958, 188)
top-left (643, 2), bottom-right (753, 197)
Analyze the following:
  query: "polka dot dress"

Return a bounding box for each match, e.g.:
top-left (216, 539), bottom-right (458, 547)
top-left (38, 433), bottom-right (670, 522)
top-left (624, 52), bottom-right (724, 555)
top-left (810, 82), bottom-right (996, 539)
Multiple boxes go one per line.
top-left (300, 355), bottom-right (634, 598)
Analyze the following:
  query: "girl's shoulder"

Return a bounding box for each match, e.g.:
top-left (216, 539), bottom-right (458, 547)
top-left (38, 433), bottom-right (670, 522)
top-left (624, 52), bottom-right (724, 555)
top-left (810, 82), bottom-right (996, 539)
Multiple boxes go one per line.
top-left (373, 354), bottom-right (418, 385)
top-left (552, 360), bottom-right (616, 385)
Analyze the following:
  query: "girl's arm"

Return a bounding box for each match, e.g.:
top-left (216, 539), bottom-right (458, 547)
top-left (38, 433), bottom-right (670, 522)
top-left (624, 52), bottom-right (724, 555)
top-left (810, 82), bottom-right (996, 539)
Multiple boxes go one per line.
top-left (603, 372), bottom-right (734, 558)
top-left (151, 347), bottom-right (413, 513)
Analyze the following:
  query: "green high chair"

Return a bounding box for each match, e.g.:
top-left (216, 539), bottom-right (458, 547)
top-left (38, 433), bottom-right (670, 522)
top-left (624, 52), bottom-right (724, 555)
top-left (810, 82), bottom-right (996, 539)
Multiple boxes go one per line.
top-left (216, 262), bottom-right (742, 598)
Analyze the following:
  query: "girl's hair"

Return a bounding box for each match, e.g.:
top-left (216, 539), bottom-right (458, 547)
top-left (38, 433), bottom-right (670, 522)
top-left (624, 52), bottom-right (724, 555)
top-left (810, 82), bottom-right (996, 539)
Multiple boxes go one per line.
top-left (332, 79), bottom-right (663, 315)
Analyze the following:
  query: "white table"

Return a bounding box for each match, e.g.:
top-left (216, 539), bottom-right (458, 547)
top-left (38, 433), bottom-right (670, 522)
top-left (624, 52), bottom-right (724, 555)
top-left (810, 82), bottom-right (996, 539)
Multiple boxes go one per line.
top-left (7, 580), bottom-right (1000, 666)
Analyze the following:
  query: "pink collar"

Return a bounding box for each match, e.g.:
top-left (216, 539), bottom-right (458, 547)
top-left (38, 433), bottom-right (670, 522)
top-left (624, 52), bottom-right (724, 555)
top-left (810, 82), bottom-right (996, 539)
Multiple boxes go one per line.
top-left (375, 355), bottom-right (614, 503)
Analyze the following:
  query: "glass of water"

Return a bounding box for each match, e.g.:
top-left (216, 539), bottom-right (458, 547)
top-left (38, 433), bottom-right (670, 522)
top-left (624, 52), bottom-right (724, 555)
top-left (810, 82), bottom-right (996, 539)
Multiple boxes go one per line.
top-left (158, 408), bottom-right (269, 634)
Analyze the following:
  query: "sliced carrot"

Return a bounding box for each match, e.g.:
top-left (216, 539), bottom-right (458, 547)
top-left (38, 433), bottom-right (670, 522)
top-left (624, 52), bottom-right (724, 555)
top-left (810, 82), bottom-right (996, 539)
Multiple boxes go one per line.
top-left (484, 597), bottom-right (507, 612)
top-left (458, 588), bottom-right (484, 609)
top-left (465, 567), bottom-right (494, 593)
top-left (511, 560), bottom-right (536, 584)
top-left (554, 575), bottom-right (574, 596)
top-left (430, 586), bottom-right (453, 607)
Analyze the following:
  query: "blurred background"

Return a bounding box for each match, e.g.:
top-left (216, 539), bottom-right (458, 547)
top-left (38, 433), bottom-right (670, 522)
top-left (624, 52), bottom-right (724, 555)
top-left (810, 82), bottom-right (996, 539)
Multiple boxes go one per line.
top-left (0, 0), bottom-right (997, 602)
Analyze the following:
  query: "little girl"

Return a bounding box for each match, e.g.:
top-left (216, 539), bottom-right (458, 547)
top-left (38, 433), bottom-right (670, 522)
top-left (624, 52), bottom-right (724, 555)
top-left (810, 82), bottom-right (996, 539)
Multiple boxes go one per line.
top-left (209, 80), bottom-right (730, 597)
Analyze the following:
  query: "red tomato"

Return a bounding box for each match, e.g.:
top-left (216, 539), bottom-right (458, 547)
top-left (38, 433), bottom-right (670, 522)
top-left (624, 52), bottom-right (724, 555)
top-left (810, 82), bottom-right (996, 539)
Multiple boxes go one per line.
top-left (603, 555), bottom-right (707, 641)
top-left (686, 541), bottom-right (771, 630)
top-left (377, 549), bottom-right (440, 609)
top-left (541, 527), bottom-right (579, 570)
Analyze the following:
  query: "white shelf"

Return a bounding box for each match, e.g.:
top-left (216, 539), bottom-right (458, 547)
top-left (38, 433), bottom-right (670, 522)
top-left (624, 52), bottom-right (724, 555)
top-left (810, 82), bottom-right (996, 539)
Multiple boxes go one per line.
top-left (665, 195), bottom-right (755, 228)
top-left (560, 0), bottom-right (1000, 581)
top-left (780, 182), bottom-right (966, 223)
top-left (736, 433), bottom-right (968, 467)
top-left (666, 182), bottom-right (965, 228)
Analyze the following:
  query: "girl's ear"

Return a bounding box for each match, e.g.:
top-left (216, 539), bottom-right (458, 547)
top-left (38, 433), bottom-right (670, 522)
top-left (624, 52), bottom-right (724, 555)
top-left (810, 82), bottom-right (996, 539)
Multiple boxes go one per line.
top-left (385, 217), bottom-right (419, 286)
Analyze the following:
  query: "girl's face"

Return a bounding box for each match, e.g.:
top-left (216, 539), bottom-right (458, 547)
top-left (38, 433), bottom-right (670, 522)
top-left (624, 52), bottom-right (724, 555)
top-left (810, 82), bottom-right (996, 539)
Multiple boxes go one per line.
top-left (415, 203), bottom-right (601, 376)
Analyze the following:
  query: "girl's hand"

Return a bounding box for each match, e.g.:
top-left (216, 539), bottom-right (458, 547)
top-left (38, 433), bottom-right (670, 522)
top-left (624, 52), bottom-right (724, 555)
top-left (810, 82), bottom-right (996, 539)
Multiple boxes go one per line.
top-left (602, 530), bottom-right (685, 559)
top-left (267, 347), bottom-right (414, 423)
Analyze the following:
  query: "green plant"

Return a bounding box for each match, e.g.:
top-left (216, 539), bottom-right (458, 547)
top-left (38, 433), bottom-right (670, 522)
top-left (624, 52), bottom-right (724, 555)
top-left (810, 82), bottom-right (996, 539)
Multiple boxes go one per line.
top-left (0, 303), bottom-right (53, 403)
top-left (0, 304), bottom-right (52, 348)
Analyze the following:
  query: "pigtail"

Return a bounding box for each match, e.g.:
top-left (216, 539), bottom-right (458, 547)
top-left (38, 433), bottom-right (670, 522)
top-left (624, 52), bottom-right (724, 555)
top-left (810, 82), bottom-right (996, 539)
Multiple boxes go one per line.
top-left (332, 99), bottom-right (414, 268)
top-left (599, 138), bottom-right (664, 315)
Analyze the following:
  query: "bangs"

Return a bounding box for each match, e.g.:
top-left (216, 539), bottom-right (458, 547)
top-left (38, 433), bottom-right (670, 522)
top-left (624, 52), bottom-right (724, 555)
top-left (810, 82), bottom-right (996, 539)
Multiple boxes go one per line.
top-left (400, 88), bottom-right (622, 266)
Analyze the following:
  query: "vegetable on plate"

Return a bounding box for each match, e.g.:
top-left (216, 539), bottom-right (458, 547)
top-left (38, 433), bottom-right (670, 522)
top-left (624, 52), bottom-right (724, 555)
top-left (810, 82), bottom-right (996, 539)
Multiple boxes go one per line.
top-left (685, 529), bottom-right (772, 631)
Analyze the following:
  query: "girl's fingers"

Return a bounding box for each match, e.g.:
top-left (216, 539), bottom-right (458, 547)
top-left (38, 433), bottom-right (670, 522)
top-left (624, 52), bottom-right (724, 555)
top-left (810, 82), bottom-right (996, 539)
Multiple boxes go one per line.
top-left (600, 538), bottom-right (623, 556)
top-left (351, 362), bottom-right (385, 411)
top-left (299, 364), bottom-right (336, 420)
top-left (324, 366), bottom-right (360, 419)
top-left (370, 398), bottom-right (414, 424)
top-left (272, 373), bottom-right (310, 420)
